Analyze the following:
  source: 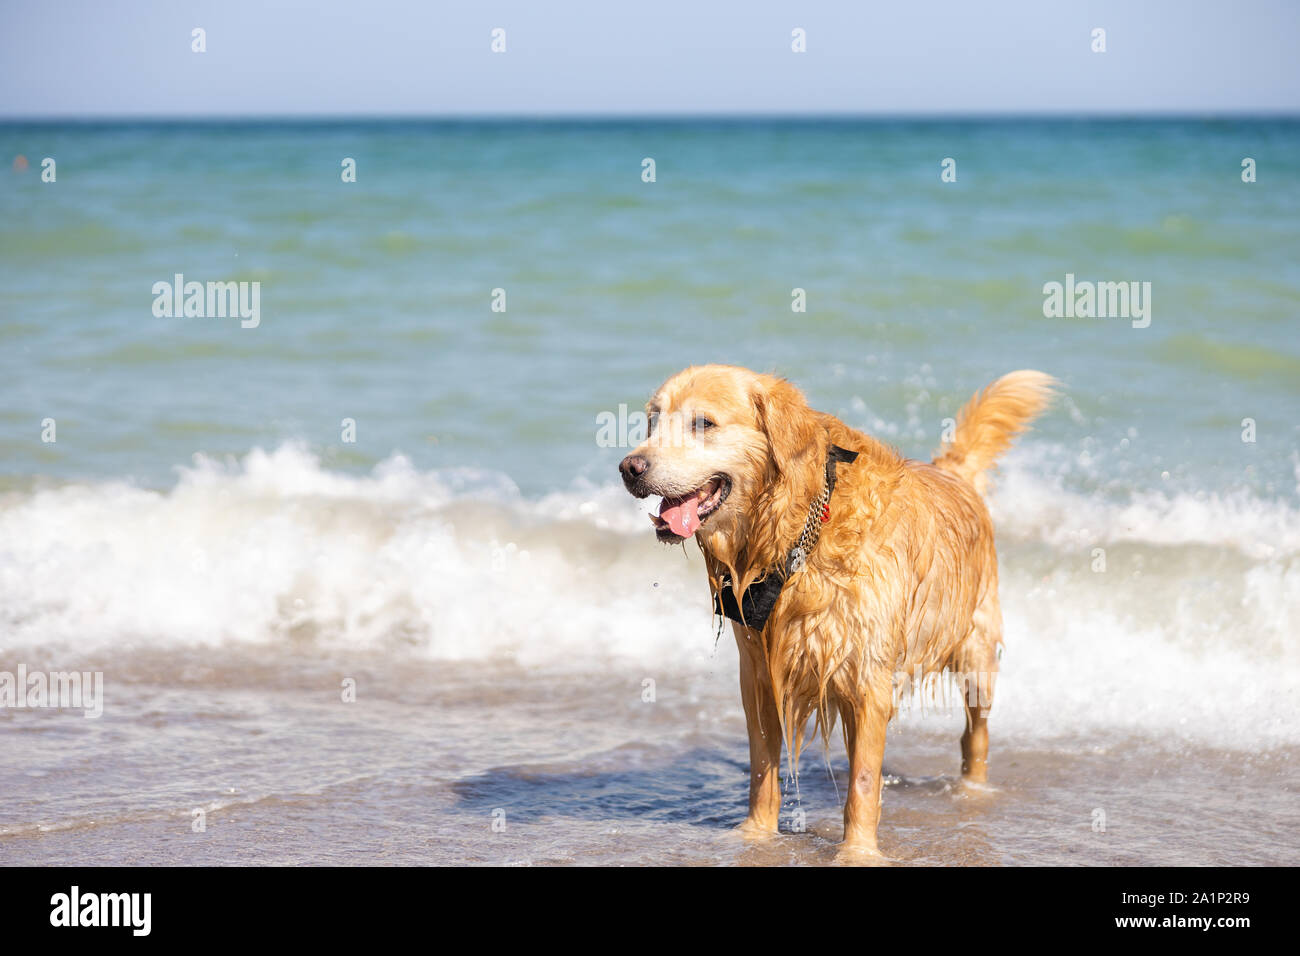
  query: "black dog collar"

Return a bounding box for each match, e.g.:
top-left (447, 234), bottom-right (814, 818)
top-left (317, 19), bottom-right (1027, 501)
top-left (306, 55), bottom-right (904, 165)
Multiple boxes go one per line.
top-left (712, 444), bottom-right (859, 631)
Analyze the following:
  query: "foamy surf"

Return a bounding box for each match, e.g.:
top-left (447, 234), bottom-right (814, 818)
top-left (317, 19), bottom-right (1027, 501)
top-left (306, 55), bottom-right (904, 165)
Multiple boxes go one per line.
top-left (0, 442), bottom-right (1296, 751)
top-left (0, 443), bottom-right (705, 667)
top-left (989, 447), bottom-right (1300, 561)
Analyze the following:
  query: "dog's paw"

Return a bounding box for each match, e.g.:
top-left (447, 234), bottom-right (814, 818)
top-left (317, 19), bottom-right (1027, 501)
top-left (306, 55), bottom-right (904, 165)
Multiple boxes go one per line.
top-left (833, 842), bottom-right (891, 866)
top-left (957, 777), bottom-right (1000, 798)
top-left (736, 818), bottom-right (779, 840)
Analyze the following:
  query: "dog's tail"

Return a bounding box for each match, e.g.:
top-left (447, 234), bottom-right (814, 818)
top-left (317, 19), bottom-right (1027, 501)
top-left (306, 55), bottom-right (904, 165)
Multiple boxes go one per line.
top-left (933, 370), bottom-right (1057, 495)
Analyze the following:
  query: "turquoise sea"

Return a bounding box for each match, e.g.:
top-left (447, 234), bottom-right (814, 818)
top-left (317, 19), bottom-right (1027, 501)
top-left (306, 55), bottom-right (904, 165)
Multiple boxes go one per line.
top-left (1, 120), bottom-right (1297, 865)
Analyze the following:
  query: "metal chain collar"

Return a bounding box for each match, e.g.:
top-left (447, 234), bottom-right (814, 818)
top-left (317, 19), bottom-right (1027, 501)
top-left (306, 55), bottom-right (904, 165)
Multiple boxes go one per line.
top-left (786, 481), bottom-right (831, 574)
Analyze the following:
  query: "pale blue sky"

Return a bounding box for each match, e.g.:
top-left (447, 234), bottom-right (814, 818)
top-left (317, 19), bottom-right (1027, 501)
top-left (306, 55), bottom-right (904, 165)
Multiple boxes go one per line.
top-left (2, 0), bottom-right (1297, 117)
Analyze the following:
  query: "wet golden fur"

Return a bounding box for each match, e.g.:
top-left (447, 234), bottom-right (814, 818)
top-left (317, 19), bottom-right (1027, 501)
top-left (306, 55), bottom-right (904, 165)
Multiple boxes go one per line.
top-left (621, 364), bottom-right (1056, 856)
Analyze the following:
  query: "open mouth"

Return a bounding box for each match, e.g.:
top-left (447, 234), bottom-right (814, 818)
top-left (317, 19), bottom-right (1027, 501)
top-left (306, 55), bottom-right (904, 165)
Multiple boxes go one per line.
top-left (649, 475), bottom-right (731, 541)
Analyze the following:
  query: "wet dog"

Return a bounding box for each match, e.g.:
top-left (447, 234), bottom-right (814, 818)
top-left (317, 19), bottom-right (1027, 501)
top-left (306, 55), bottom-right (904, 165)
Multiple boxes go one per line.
top-left (620, 365), bottom-right (1055, 857)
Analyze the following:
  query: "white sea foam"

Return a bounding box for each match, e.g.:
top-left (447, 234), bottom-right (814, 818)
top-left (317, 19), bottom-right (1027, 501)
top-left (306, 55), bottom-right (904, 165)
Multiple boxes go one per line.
top-left (0, 444), bottom-right (703, 666)
top-left (988, 447), bottom-right (1300, 561)
top-left (0, 443), bottom-right (1295, 747)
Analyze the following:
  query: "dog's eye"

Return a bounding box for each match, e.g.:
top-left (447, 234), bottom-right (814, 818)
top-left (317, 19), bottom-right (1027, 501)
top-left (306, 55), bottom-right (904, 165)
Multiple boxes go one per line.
top-left (647, 411), bottom-right (660, 433)
top-left (693, 415), bottom-right (715, 431)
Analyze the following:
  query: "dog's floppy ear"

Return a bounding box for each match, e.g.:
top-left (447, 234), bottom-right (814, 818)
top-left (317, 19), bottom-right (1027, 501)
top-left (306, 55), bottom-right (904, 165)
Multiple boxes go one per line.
top-left (752, 376), bottom-right (821, 481)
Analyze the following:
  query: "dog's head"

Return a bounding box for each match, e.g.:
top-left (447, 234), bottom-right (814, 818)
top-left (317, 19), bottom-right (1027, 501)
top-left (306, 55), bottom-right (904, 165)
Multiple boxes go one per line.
top-left (619, 365), bottom-right (823, 551)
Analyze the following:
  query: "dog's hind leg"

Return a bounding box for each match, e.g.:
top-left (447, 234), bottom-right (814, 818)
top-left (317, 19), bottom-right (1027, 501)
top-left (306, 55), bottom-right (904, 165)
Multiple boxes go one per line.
top-left (734, 623), bottom-right (783, 836)
top-left (957, 594), bottom-right (1001, 783)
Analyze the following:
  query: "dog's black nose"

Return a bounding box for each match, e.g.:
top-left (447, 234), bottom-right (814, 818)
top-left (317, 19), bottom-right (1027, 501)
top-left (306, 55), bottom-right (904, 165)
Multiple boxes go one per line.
top-left (620, 455), bottom-right (649, 480)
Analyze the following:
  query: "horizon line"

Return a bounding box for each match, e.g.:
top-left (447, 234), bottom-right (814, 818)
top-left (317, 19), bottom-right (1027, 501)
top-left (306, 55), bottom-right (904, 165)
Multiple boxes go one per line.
top-left (3, 109), bottom-right (1299, 124)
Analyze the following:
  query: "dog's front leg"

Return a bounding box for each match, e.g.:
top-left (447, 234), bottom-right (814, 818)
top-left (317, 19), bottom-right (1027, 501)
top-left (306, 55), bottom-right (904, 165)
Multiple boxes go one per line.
top-left (837, 676), bottom-right (892, 860)
top-left (733, 623), bottom-right (782, 837)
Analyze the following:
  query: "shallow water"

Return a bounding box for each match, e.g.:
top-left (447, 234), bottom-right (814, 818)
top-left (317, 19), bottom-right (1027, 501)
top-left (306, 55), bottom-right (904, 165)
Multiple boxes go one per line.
top-left (3, 650), bottom-right (1294, 865)
top-left (1, 119), bottom-right (1297, 864)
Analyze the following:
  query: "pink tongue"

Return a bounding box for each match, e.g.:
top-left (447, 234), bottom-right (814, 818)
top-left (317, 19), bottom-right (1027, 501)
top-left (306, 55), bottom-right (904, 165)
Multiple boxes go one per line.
top-left (659, 495), bottom-right (701, 537)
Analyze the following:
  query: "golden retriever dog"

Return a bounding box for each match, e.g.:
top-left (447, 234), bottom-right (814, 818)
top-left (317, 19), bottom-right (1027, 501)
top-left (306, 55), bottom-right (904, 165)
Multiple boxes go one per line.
top-left (619, 365), bottom-right (1055, 858)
